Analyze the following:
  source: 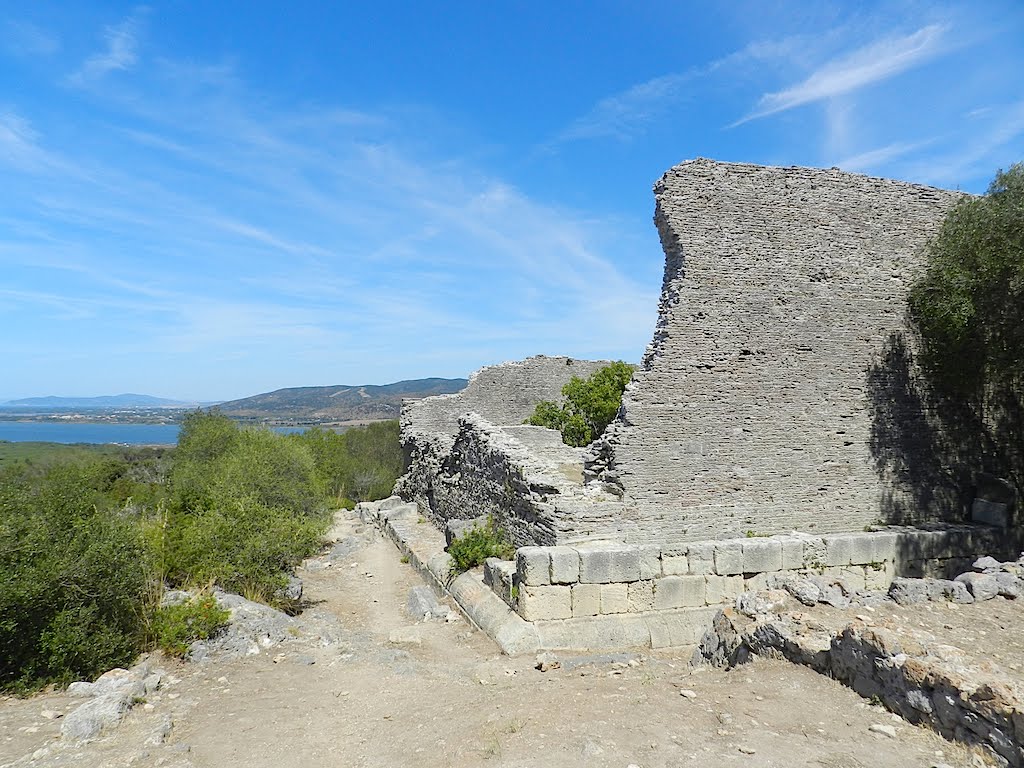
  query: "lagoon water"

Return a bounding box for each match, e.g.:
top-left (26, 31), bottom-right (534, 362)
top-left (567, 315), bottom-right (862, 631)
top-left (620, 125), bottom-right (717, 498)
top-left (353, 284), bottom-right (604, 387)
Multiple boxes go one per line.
top-left (0, 421), bottom-right (182, 445)
top-left (0, 422), bottom-right (312, 445)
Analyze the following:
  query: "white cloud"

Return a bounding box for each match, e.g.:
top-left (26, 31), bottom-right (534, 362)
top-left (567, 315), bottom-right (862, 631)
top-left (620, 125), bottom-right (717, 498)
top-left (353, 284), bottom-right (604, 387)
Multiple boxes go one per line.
top-left (555, 37), bottom-right (804, 143)
top-left (734, 24), bottom-right (950, 125)
top-left (69, 12), bottom-right (144, 85)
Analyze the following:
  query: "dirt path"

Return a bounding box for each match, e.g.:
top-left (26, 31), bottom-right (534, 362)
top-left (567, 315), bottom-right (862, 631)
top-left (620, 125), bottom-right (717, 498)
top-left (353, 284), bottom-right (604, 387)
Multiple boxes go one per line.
top-left (1, 513), bottom-right (994, 768)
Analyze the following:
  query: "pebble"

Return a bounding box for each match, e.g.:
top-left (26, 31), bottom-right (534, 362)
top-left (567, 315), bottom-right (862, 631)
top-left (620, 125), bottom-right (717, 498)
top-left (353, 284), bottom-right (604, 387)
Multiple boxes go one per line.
top-left (40, 709), bottom-right (61, 720)
top-left (869, 724), bottom-right (897, 738)
top-left (679, 689), bottom-right (698, 699)
top-left (738, 746), bottom-right (756, 755)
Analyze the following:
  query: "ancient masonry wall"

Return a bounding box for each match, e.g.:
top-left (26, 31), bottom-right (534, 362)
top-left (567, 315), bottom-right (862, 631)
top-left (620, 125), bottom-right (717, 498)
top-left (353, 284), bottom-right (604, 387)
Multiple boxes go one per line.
top-left (587, 159), bottom-right (965, 543)
top-left (484, 527), bottom-right (1009, 625)
top-left (394, 356), bottom-right (615, 546)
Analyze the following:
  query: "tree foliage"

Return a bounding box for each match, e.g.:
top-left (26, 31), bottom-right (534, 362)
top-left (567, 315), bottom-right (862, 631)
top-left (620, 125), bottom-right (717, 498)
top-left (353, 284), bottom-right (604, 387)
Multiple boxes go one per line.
top-left (525, 361), bottom-right (635, 447)
top-left (909, 163), bottom-right (1024, 396)
top-left (906, 163), bottom-right (1024, 493)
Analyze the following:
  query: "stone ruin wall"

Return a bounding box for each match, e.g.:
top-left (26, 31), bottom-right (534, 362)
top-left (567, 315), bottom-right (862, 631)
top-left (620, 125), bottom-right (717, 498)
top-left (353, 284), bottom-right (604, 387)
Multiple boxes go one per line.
top-left (587, 159), bottom-right (964, 544)
top-left (394, 355), bottom-right (614, 544)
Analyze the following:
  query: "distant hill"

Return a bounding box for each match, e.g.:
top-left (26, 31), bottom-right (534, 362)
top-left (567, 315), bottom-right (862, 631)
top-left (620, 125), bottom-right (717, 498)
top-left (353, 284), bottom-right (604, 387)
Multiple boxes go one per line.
top-left (2, 394), bottom-right (189, 408)
top-left (214, 378), bottom-right (468, 423)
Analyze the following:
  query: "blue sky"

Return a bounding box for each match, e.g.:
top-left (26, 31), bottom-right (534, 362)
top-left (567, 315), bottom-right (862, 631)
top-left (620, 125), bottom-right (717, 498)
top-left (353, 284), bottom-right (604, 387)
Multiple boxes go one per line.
top-left (2, 2), bottom-right (1022, 401)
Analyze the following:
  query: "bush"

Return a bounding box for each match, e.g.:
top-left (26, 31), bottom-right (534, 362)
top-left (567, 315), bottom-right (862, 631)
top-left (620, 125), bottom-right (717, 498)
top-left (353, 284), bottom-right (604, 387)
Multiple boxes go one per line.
top-left (164, 414), bottom-right (330, 605)
top-left (293, 420), bottom-right (403, 504)
top-left (526, 361), bottom-right (635, 447)
top-left (446, 517), bottom-right (515, 577)
top-left (0, 463), bottom-right (154, 693)
top-left (150, 594), bottom-right (230, 657)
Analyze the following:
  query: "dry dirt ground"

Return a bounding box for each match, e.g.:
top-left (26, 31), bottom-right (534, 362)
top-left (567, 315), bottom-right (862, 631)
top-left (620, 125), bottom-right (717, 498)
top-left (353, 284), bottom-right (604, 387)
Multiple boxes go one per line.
top-left (0, 513), bottom-right (998, 768)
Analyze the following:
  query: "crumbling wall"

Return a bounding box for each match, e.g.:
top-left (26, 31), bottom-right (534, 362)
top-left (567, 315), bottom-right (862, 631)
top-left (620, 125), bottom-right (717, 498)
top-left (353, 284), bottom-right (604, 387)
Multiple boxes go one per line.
top-left (587, 159), bottom-right (964, 544)
top-left (395, 355), bottom-right (613, 539)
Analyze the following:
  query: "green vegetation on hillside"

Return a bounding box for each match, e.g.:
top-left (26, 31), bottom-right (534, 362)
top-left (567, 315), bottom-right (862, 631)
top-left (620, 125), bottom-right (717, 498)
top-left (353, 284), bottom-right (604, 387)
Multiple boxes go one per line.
top-left (295, 420), bottom-right (403, 506)
top-left (0, 413), bottom-right (404, 693)
top-left (525, 361), bottom-right (635, 447)
top-left (0, 441), bottom-right (167, 471)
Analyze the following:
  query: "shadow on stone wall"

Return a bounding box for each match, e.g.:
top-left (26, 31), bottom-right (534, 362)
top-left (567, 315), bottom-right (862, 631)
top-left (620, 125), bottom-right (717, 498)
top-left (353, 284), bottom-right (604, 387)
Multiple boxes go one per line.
top-left (867, 331), bottom-right (1022, 526)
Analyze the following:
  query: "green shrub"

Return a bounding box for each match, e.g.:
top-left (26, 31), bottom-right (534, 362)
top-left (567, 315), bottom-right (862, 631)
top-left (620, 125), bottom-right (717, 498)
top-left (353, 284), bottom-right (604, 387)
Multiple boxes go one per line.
top-left (0, 462), bottom-right (154, 693)
top-left (447, 517), bottom-right (515, 577)
top-left (164, 414), bottom-right (331, 606)
top-left (293, 420), bottom-right (403, 504)
top-left (164, 498), bottom-right (326, 604)
top-left (526, 361), bottom-right (635, 447)
top-left (150, 594), bottom-right (230, 657)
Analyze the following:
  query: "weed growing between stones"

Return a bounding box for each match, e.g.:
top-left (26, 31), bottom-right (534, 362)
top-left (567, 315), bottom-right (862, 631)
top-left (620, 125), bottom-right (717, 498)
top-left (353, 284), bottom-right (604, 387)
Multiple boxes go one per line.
top-left (446, 516), bottom-right (515, 578)
top-left (150, 594), bottom-right (230, 658)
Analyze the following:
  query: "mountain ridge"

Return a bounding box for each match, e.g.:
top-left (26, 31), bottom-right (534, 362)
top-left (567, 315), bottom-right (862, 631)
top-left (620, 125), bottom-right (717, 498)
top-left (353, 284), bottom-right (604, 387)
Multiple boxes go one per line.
top-left (214, 378), bottom-right (468, 423)
top-left (2, 394), bottom-right (191, 408)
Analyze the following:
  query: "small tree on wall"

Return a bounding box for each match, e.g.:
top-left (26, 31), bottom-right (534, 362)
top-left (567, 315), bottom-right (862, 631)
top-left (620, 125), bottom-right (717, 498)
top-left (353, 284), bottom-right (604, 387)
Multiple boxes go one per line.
top-left (907, 162), bottom-right (1024, 494)
top-left (525, 361), bottom-right (635, 447)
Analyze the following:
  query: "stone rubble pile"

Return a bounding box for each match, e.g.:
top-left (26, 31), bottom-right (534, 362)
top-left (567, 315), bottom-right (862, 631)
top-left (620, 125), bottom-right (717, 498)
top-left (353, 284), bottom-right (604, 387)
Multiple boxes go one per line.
top-left (61, 661), bottom-right (166, 744)
top-left (697, 553), bottom-right (1024, 767)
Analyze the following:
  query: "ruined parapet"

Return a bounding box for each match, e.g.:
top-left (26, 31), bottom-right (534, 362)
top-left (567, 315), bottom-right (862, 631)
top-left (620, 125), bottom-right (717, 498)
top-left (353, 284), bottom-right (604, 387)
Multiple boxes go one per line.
top-left (587, 159), bottom-right (965, 543)
top-left (395, 355), bottom-right (614, 538)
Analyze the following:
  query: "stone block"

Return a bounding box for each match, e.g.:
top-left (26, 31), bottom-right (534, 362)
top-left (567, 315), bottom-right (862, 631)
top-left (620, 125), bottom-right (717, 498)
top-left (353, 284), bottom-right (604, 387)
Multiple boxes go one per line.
top-left (741, 539), bottom-right (783, 573)
top-left (600, 583), bottom-right (629, 614)
top-left (868, 532), bottom-right (897, 564)
top-left (743, 572), bottom-right (771, 593)
top-left (627, 580), bottom-right (655, 612)
top-left (705, 575), bottom-right (744, 605)
top-left (647, 607), bottom-right (719, 648)
top-left (571, 584), bottom-right (601, 617)
top-left (863, 561), bottom-right (891, 592)
top-left (577, 547), bottom-right (641, 584)
top-left (662, 554), bottom-right (689, 575)
top-left (535, 614), bottom-right (651, 651)
top-left (639, 546), bottom-right (662, 580)
top-left (838, 566), bottom-right (867, 592)
top-left (973, 499), bottom-right (1011, 528)
top-left (713, 542), bottom-right (743, 575)
top-left (549, 547), bottom-right (580, 584)
top-left (779, 537), bottom-right (804, 570)
top-left (823, 536), bottom-right (854, 567)
top-left (802, 537), bottom-right (827, 570)
top-left (687, 543), bottom-right (715, 574)
top-left (654, 575), bottom-right (706, 609)
top-left (844, 535), bottom-right (879, 566)
top-left (516, 547), bottom-right (551, 586)
top-left (519, 585), bottom-right (571, 621)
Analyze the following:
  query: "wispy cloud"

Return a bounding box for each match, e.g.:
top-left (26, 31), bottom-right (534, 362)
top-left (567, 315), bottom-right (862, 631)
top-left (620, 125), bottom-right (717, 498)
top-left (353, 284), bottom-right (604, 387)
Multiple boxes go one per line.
top-left (0, 112), bottom-right (64, 172)
top-left (734, 24), bottom-right (950, 126)
top-left (4, 20), bottom-right (59, 57)
top-left (907, 99), bottom-right (1024, 187)
top-left (555, 37), bottom-right (803, 144)
top-left (558, 73), bottom-right (695, 142)
top-left (834, 139), bottom-right (935, 174)
top-left (69, 10), bottom-right (145, 85)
